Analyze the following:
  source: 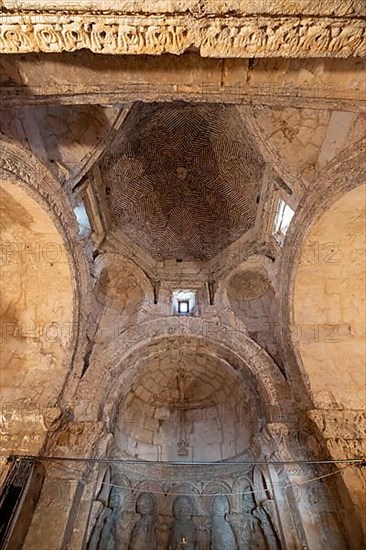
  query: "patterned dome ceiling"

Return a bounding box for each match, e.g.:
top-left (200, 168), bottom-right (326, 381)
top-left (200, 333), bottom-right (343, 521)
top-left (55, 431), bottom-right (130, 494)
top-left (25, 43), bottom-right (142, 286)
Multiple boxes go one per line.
top-left (101, 102), bottom-right (265, 261)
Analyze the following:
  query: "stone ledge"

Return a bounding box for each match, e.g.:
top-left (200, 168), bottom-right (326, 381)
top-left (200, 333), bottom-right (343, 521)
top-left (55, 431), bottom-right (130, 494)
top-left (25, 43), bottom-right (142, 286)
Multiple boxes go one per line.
top-left (1, 1), bottom-right (365, 18)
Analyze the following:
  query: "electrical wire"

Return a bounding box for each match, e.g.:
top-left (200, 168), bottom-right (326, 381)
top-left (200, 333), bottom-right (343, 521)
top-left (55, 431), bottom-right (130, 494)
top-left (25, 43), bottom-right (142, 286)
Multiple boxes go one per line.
top-left (8, 455), bottom-right (365, 466)
top-left (97, 463), bottom-right (357, 498)
top-left (6, 455), bottom-right (363, 499)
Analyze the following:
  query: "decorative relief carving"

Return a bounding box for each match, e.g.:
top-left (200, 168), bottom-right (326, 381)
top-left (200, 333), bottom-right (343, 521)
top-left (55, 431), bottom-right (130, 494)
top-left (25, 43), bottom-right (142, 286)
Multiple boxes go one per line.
top-left (168, 495), bottom-right (197, 550)
top-left (210, 494), bottom-right (238, 550)
top-left (88, 485), bottom-right (123, 550)
top-left (0, 15), bottom-right (365, 57)
top-left (129, 492), bottom-right (158, 550)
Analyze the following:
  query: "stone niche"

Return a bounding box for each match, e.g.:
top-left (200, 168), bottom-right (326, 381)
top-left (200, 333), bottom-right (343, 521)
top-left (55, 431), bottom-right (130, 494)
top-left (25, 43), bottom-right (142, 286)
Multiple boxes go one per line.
top-left (111, 347), bottom-right (260, 462)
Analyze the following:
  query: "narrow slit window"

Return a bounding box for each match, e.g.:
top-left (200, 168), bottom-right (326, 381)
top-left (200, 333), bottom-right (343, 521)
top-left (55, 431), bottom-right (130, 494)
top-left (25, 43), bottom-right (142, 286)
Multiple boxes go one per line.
top-left (73, 200), bottom-right (91, 238)
top-left (273, 198), bottom-right (294, 245)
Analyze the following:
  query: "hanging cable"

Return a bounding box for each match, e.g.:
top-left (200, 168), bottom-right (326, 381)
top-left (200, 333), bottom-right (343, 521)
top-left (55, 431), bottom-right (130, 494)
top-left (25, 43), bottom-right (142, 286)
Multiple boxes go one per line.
top-left (7, 454), bottom-right (365, 466)
top-left (6, 455), bottom-right (363, 500)
top-left (96, 462), bottom-right (357, 498)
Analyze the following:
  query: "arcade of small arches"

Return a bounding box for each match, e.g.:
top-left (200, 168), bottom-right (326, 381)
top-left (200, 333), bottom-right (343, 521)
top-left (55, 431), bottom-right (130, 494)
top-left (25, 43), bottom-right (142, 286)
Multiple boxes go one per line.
top-left (0, 2), bottom-right (365, 549)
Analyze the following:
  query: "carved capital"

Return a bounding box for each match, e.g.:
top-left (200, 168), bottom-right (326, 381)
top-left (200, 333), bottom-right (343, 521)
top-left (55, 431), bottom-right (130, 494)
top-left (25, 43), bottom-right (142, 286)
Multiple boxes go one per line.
top-left (252, 422), bottom-right (301, 461)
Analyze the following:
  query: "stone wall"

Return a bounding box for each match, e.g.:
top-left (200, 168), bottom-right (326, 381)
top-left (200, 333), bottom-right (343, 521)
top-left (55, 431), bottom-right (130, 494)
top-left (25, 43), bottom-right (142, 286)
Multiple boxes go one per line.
top-left (293, 184), bottom-right (365, 410)
top-left (0, 39), bottom-right (364, 547)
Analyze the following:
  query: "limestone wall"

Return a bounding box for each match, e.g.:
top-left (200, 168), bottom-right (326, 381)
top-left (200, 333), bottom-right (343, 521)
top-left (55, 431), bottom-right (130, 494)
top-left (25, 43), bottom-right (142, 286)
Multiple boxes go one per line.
top-left (293, 184), bottom-right (366, 410)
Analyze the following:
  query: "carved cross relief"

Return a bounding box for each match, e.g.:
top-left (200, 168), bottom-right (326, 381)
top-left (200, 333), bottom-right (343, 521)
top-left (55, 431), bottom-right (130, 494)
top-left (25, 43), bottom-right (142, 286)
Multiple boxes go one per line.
top-left (153, 367), bottom-right (215, 456)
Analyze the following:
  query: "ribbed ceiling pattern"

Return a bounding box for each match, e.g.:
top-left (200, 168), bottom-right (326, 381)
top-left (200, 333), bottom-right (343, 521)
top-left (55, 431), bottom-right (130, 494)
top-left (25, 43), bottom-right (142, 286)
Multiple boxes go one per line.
top-left (101, 102), bottom-right (264, 260)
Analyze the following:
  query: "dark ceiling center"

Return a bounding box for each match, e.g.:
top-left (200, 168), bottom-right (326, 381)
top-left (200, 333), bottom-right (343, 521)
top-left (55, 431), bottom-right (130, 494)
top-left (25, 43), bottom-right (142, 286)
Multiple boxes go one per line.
top-left (101, 102), bottom-right (265, 261)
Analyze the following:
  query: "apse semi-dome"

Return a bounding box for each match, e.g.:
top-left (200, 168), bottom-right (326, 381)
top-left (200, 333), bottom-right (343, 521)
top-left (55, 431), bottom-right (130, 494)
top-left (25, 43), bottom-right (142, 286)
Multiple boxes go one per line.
top-left (113, 347), bottom-right (260, 462)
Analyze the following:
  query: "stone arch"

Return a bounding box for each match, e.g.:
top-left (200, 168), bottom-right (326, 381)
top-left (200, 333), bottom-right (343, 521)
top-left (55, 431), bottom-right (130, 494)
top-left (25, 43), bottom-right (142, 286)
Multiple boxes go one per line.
top-left (76, 317), bottom-right (290, 428)
top-left (133, 479), bottom-right (163, 496)
top-left (0, 182), bottom-right (74, 401)
top-left (0, 133), bottom-right (91, 380)
top-left (112, 472), bottom-right (132, 492)
top-left (278, 139), bottom-right (366, 544)
top-left (0, 135), bottom-right (90, 458)
top-left (113, 345), bottom-right (262, 462)
top-left (232, 474), bottom-right (257, 512)
top-left (223, 265), bottom-right (283, 370)
top-left (205, 480), bottom-right (234, 516)
top-left (205, 480), bottom-right (232, 497)
top-left (93, 251), bottom-right (153, 303)
top-left (86, 251), bottom-right (154, 354)
top-left (170, 490), bottom-right (198, 516)
top-left (279, 136), bottom-right (366, 405)
top-left (292, 184), bottom-right (365, 409)
top-left (93, 251), bottom-right (153, 323)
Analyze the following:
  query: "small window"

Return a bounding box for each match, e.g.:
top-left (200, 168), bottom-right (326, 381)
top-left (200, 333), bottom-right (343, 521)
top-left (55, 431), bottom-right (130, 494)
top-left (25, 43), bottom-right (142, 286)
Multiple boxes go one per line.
top-left (172, 290), bottom-right (196, 316)
top-left (273, 198), bottom-right (294, 245)
top-left (178, 300), bottom-right (189, 314)
top-left (74, 200), bottom-right (91, 238)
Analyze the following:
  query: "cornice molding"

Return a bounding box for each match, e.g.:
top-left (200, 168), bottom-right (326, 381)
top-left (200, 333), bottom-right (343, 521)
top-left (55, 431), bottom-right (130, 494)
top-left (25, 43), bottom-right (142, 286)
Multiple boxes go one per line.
top-left (0, 8), bottom-right (365, 57)
top-left (1, 1), bottom-right (365, 18)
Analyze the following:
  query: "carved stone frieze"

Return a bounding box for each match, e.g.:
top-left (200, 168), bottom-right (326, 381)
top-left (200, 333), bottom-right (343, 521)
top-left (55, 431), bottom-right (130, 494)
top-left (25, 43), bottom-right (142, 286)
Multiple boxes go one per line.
top-left (0, 13), bottom-right (365, 57)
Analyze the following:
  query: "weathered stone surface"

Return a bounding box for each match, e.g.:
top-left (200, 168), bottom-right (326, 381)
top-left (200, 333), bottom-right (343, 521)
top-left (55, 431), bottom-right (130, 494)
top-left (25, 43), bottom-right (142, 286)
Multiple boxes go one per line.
top-left (293, 184), bottom-right (366, 411)
top-left (0, 20), bottom-right (365, 548)
top-left (0, 105), bottom-right (122, 187)
top-left (1, 54), bottom-right (365, 114)
top-left (0, 3), bottom-right (365, 57)
top-left (114, 348), bottom-right (259, 461)
top-left (306, 410), bottom-right (366, 442)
